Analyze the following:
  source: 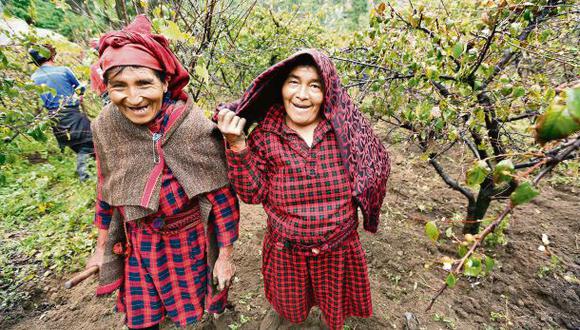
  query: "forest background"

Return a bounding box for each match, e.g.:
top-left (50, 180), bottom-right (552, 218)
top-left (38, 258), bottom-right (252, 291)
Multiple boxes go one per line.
top-left (0, 0), bottom-right (579, 329)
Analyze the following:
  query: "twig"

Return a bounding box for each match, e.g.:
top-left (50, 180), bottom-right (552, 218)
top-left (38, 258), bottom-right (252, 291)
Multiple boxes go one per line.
top-left (428, 157), bottom-right (476, 203)
top-left (426, 135), bottom-right (580, 311)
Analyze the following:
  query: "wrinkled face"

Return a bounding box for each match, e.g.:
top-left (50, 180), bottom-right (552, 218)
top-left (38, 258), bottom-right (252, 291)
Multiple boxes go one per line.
top-left (281, 65), bottom-right (324, 131)
top-left (107, 67), bottom-right (168, 125)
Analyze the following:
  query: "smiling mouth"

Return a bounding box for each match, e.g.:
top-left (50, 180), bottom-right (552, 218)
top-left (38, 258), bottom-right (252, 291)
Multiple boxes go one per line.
top-left (128, 105), bottom-right (149, 113)
top-left (291, 103), bottom-right (312, 110)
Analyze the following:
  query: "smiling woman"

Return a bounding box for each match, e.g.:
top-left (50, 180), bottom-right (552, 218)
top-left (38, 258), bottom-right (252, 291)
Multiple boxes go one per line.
top-left (216, 49), bottom-right (391, 330)
top-left (281, 65), bottom-right (324, 146)
top-left (86, 15), bottom-right (240, 330)
top-left (104, 66), bottom-right (168, 125)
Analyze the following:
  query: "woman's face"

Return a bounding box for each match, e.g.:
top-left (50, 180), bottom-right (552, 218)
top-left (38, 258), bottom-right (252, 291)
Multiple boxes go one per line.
top-left (107, 67), bottom-right (168, 125)
top-left (281, 65), bottom-right (324, 131)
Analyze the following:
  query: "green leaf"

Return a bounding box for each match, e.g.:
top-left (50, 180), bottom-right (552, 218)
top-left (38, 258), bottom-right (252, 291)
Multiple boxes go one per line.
top-left (159, 21), bottom-right (188, 42)
top-left (195, 64), bottom-right (210, 83)
top-left (493, 159), bottom-right (515, 184)
top-left (484, 256), bottom-right (495, 272)
top-left (446, 273), bottom-right (457, 288)
top-left (425, 221), bottom-right (440, 242)
top-left (458, 245), bottom-right (468, 258)
top-left (0, 153), bottom-right (6, 165)
top-left (510, 181), bottom-right (539, 206)
top-left (535, 88), bottom-right (580, 143)
top-left (512, 86), bottom-right (525, 98)
top-left (452, 42), bottom-right (464, 59)
top-left (464, 257), bottom-right (482, 277)
top-left (445, 227), bottom-right (453, 238)
top-left (466, 160), bottom-right (489, 187)
top-left (567, 87), bottom-right (580, 119)
top-left (27, 127), bottom-right (47, 142)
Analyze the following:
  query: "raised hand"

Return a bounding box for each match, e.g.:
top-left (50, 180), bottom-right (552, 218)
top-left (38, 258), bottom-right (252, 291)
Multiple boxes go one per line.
top-left (216, 108), bottom-right (247, 151)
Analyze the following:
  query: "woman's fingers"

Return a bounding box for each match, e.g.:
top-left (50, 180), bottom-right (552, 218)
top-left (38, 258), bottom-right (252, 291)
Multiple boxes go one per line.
top-left (217, 108), bottom-right (230, 123)
top-left (231, 115), bottom-right (240, 129)
top-left (237, 118), bottom-right (247, 133)
top-left (218, 109), bottom-right (246, 138)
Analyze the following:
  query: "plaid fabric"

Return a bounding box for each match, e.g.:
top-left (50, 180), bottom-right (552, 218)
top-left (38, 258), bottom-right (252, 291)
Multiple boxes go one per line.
top-left (218, 49), bottom-right (390, 233)
top-left (226, 106), bottom-right (356, 246)
top-left (262, 231), bottom-right (372, 330)
top-left (94, 108), bottom-right (239, 328)
top-left (226, 106), bottom-right (371, 329)
top-left (94, 182), bottom-right (238, 329)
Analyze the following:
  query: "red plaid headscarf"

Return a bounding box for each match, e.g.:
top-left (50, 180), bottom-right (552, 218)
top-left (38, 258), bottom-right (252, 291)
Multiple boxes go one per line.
top-left (98, 15), bottom-right (189, 101)
top-left (223, 49), bottom-right (391, 232)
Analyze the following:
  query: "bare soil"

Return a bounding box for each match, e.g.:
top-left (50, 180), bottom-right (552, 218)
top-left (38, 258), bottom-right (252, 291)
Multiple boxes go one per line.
top-left (4, 130), bottom-right (580, 330)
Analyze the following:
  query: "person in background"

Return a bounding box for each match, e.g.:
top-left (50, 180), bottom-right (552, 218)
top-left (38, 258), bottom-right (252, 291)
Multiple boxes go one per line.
top-left (29, 44), bottom-right (94, 181)
top-left (216, 50), bottom-right (391, 330)
top-left (86, 15), bottom-right (239, 330)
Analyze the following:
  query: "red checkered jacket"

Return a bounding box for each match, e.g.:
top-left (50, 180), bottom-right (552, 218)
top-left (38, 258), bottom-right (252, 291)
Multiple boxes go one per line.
top-left (226, 106), bottom-right (356, 247)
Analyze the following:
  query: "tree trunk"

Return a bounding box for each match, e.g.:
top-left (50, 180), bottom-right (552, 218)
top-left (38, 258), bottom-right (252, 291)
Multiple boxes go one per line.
top-left (147, 0), bottom-right (159, 17)
top-left (132, 0), bottom-right (144, 14)
top-left (115, 0), bottom-right (129, 24)
top-left (464, 178), bottom-right (494, 234)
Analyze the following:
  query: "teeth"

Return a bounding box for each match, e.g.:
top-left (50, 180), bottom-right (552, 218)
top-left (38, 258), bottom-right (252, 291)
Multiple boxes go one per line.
top-left (130, 106), bottom-right (147, 112)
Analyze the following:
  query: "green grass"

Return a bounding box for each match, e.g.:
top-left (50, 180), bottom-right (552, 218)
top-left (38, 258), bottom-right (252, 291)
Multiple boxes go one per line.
top-left (0, 135), bottom-right (96, 315)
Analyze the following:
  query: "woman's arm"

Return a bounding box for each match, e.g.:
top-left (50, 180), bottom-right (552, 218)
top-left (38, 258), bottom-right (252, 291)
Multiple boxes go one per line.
top-left (206, 185), bottom-right (240, 290)
top-left (87, 140), bottom-right (110, 269)
top-left (217, 108), bottom-right (269, 204)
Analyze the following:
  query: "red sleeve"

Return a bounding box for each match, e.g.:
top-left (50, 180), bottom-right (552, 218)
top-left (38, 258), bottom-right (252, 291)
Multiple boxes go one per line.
top-left (205, 185), bottom-right (240, 247)
top-left (225, 129), bottom-right (269, 204)
top-left (94, 199), bottom-right (113, 230)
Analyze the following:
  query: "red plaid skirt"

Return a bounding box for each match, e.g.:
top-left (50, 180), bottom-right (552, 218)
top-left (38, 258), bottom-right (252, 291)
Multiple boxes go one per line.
top-left (262, 230), bottom-right (372, 330)
top-left (116, 213), bottom-right (228, 329)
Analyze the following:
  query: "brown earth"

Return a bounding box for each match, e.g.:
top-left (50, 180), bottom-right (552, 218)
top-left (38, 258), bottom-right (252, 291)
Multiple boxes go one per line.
top-left (5, 127), bottom-right (580, 330)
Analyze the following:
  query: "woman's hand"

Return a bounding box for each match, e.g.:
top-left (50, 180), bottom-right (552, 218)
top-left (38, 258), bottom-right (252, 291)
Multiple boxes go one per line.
top-left (213, 245), bottom-right (236, 291)
top-left (216, 108), bottom-right (247, 152)
top-left (86, 247), bottom-right (104, 269)
top-left (86, 228), bottom-right (108, 270)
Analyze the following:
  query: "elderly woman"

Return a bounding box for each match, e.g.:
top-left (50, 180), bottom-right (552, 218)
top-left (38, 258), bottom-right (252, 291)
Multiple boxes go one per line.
top-left (86, 16), bottom-right (239, 330)
top-left (217, 50), bottom-right (390, 330)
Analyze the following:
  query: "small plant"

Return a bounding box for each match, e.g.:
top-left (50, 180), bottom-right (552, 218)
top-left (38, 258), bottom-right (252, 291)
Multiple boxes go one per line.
top-left (537, 255), bottom-right (563, 278)
top-left (228, 314), bottom-right (249, 330)
top-left (433, 313), bottom-right (456, 329)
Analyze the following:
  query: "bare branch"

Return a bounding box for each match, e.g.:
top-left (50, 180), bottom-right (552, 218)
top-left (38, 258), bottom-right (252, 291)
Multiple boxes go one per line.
top-left (467, 24), bottom-right (497, 80)
top-left (427, 135), bottom-right (580, 311)
top-left (501, 110), bottom-right (539, 123)
top-left (428, 156), bottom-right (476, 203)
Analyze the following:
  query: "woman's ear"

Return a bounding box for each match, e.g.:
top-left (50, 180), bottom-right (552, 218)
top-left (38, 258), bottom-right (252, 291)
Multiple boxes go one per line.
top-left (163, 80), bottom-right (169, 93)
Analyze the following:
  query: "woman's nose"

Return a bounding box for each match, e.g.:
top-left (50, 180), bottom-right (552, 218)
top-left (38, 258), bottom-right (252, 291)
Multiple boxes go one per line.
top-left (296, 85), bottom-right (308, 100)
top-left (126, 87), bottom-right (143, 104)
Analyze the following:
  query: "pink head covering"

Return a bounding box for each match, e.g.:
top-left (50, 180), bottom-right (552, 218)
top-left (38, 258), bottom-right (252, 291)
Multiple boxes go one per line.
top-left (98, 15), bottom-right (189, 101)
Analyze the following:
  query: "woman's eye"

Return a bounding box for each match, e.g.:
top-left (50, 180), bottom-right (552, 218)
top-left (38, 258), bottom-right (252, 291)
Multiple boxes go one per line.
top-left (311, 84), bottom-right (321, 89)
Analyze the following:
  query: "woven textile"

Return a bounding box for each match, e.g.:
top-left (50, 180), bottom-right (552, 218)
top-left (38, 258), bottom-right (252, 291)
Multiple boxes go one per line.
top-left (226, 107), bottom-right (372, 329)
top-left (262, 231), bottom-right (372, 330)
top-left (226, 106), bottom-right (356, 246)
top-left (92, 96), bottom-right (230, 221)
top-left (94, 105), bottom-right (239, 328)
top-left (219, 49), bottom-right (390, 232)
top-left (94, 182), bottom-right (238, 328)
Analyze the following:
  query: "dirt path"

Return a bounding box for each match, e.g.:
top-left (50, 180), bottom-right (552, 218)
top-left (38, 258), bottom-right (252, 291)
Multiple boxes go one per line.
top-left (6, 143), bottom-right (580, 330)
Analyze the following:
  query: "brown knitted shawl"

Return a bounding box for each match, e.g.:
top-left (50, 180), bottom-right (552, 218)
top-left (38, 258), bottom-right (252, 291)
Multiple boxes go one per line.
top-left (92, 96), bottom-right (230, 221)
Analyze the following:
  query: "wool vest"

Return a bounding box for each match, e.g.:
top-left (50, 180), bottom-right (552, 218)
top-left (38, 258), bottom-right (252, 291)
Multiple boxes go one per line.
top-left (92, 96), bottom-right (230, 221)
